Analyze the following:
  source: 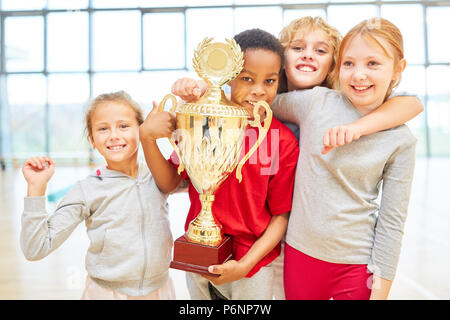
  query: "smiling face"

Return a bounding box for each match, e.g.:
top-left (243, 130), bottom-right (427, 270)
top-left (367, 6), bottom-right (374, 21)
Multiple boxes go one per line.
top-left (228, 48), bottom-right (281, 117)
top-left (284, 28), bottom-right (334, 91)
top-left (89, 101), bottom-right (140, 172)
top-left (339, 34), bottom-right (404, 115)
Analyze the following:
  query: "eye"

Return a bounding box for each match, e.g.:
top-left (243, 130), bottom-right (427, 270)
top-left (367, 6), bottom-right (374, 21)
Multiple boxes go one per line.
top-left (265, 79), bottom-right (277, 85)
top-left (291, 45), bottom-right (303, 51)
top-left (119, 123), bottom-right (130, 129)
top-left (316, 48), bottom-right (328, 54)
top-left (98, 127), bottom-right (108, 131)
top-left (368, 60), bottom-right (380, 67)
top-left (342, 61), bottom-right (353, 67)
top-left (241, 76), bottom-right (252, 82)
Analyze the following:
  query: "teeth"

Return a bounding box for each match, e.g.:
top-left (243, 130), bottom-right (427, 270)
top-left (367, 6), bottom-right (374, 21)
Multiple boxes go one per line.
top-left (354, 86), bottom-right (371, 90)
top-left (299, 66), bottom-right (315, 72)
top-left (108, 145), bottom-right (124, 151)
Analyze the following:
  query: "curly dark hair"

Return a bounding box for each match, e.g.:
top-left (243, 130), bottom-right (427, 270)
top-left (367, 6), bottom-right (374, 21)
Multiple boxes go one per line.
top-left (233, 28), bottom-right (284, 72)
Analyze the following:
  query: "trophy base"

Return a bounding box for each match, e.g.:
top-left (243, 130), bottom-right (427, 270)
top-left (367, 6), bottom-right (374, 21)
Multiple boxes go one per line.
top-left (170, 234), bottom-right (233, 277)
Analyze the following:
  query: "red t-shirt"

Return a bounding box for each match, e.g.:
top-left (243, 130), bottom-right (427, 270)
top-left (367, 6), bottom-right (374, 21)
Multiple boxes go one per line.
top-left (169, 117), bottom-right (299, 277)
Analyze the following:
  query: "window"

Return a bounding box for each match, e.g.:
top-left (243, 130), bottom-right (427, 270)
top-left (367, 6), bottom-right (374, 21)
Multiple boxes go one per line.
top-left (234, 6), bottom-right (283, 36)
top-left (7, 75), bottom-right (46, 155)
top-left (381, 4), bottom-right (425, 65)
top-left (0, 1), bottom-right (449, 163)
top-left (143, 12), bottom-right (185, 69)
top-left (5, 16), bottom-right (44, 72)
top-left (48, 74), bottom-right (90, 156)
top-left (427, 7), bottom-right (450, 64)
top-left (327, 5), bottom-right (378, 35)
top-left (47, 12), bottom-right (89, 72)
top-left (92, 10), bottom-right (141, 71)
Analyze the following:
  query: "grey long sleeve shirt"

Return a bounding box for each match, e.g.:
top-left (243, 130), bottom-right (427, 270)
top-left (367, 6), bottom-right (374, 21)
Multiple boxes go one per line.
top-left (272, 86), bottom-right (417, 281)
top-left (21, 165), bottom-right (173, 296)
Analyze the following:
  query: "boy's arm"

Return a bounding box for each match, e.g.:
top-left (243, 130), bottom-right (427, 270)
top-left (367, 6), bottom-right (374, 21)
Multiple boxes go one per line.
top-left (205, 212), bottom-right (289, 285)
top-left (140, 102), bottom-right (181, 193)
top-left (171, 77), bottom-right (208, 102)
top-left (322, 96), bottom-right (424, 154)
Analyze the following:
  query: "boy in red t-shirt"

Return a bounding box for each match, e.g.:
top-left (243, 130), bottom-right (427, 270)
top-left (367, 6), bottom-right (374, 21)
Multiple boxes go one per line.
top-left (140, 29), bottom-right (299, 300)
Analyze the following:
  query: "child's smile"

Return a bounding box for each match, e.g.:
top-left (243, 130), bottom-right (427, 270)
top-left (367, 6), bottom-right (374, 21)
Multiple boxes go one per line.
top-left (106, 144), bottom-right (127, 152)
top-left (339, 34), bottom-right (400, 115)
top-left (90, 101), bottom-right (140, 174)
top-left (296, 64), bottom-right (317, 72)
top-left (284, 28), bottom-right (333, 90)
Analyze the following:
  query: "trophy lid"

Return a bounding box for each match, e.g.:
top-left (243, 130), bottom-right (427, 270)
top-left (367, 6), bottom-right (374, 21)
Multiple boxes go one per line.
top-left (174, 38), bottom-right (251, 118)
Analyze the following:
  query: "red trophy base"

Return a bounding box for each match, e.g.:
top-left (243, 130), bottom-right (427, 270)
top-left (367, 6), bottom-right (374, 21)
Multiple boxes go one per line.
top-left (170, 234), bottom-right (233, 277)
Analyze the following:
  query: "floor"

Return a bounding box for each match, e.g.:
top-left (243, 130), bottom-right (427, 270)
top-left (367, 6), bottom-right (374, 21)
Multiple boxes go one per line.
top-left (0, 157), bottom-right (449, 300)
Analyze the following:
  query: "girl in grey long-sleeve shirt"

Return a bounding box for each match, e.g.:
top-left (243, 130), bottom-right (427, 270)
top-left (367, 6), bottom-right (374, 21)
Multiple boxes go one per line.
top-left (20, 91), bottom-right (175, 299)
top-left (272, 18), bottom-right (417, 300)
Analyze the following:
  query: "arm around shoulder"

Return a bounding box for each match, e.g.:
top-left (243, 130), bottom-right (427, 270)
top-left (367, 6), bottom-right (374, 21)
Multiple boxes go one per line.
top-left (352, 95), bottom-right (423, 136)
top-left (322, 95), bottom-right (423, 154)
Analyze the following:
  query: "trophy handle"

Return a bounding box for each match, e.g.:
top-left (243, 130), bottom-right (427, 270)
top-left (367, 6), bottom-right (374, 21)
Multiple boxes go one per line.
top-left (158, 94), bottom-right (185, 174)
top-left (235, 101), bottom-right (273, 182)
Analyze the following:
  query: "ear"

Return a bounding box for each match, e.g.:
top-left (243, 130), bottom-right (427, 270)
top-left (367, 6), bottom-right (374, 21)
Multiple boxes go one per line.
top-left (393, 58), bottom-right (407, 81)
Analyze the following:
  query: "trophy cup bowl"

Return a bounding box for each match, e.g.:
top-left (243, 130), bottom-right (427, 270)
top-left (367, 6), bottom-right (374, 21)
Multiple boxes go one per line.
top-left (159, 38), bottom-right (272, 276)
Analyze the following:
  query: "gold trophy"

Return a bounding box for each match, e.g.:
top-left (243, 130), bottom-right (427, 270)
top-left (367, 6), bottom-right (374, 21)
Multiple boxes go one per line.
top-left (158, 38), bottom-right (272, 276)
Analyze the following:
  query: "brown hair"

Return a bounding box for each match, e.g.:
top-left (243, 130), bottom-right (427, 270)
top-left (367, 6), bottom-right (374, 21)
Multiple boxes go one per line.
top-left (278, 16), bottom-right (342, 92)
top-left (334, 18), bottom-right (405, 100)
top-left (84, 91), bottom-right (144, 141)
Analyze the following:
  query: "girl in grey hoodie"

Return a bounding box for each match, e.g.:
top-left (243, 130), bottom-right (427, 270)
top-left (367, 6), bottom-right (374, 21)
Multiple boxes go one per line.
top-left (20, 91), bottom-right (175, 299)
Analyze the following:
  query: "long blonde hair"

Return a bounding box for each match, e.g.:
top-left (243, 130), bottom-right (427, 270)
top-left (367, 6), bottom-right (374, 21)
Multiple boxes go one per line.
top-left (278, 16), bottom-right (342, 92)
top-left (84, 91), bottom-right (144, 142)
top-left (335, 18), bottom-right (405, 100)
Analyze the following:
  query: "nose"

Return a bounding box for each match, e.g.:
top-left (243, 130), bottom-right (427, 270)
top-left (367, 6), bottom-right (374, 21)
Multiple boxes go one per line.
top-left (109, 127), bottom-right (119, 140)
top-left (300, 47), bottom-right (314, 61)
top-left (251, 83), bottom-right (265, 97)
top-left (352, 65), bottom-right (368, 82)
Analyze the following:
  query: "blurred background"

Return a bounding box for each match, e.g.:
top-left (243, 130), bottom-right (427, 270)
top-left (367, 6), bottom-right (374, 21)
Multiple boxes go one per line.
top-left (0, 0), bottom-right (449, 300)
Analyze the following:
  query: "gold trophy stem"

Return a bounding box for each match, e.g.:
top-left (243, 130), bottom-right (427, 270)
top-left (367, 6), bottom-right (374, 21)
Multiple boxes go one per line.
top-left (186, 194), bottom-right (223, 246)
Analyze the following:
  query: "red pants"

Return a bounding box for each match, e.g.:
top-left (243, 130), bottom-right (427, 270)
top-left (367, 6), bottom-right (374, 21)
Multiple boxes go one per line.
top-left (284, 242), bottom-right (372, 300)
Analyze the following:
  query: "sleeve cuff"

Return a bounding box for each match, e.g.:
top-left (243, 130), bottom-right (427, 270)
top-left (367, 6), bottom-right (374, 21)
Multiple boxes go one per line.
top-left (24, 196), bottom-right (47, 212)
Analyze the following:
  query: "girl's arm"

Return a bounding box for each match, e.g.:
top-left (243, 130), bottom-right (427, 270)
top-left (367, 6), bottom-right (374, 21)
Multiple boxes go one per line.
top-left (21, 157), bottom-right (88, 260)
top-left (354, 96), bottom-right (423, 135)
top-left (370, 275), bottom-right (393, 300)
top-left (204, 212), bottom-right (289, 285)
top-left (140, 102), bottom-right (181, 193)
top-left (369, 135), bottom-right (416, 299)
top-left (271, 93), bottom-right (301, 125)
top-left (271, 88), bottom-right (320, 126)
top-left (23, 156), bottom-right (55, 196)
top-left (322, 96), bottom-right (423, 154)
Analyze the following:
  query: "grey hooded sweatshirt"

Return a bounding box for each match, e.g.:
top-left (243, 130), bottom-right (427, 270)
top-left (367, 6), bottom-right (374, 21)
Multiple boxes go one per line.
top-left (20, 165), bottom-right (173, 296)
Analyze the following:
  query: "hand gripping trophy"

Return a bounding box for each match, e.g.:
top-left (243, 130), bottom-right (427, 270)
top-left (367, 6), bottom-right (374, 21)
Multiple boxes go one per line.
top-left (157, 37), bottom-right (272, 276)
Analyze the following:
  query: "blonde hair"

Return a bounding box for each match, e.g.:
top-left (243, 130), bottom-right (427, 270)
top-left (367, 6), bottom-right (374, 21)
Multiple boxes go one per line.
top-left (278, 16), bottom-right (342, 92)
top-left (335, 18), bottom-right (405, 100)
top-left (84, 90), bottom-right (144, 141)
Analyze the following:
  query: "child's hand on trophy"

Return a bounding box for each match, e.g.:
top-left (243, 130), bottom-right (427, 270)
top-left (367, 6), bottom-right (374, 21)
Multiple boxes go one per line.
top-left (171, 77), bottom-right (208, 102)
top-left (203, 259), bottom-right (250, 286)
top-left (140, 101), bottom-right (176, 142)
